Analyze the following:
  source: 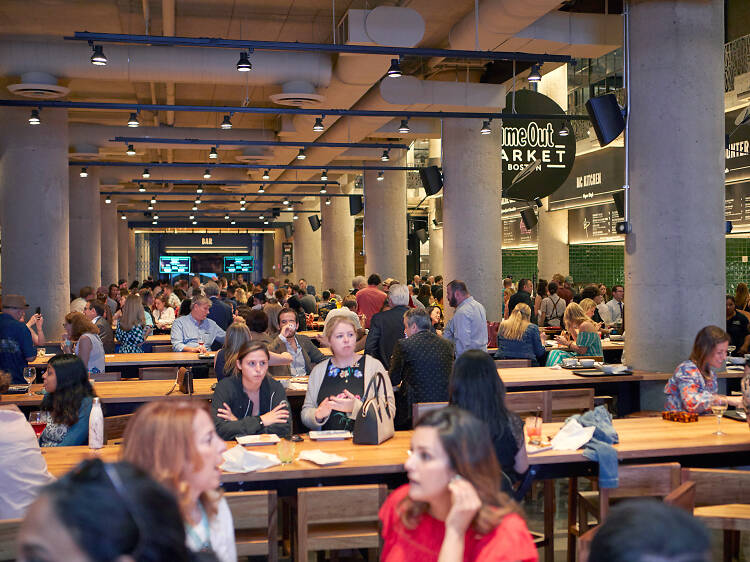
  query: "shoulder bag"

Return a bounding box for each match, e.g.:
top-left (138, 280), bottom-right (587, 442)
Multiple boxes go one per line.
top-left (353, 371), bottom-right (394, 445)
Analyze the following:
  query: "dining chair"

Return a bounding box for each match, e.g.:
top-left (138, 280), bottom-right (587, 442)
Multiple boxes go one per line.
top-left (224, 490), bottom-right (278, 561)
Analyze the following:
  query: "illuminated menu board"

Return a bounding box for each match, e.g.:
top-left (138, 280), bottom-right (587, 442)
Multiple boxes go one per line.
top-left (224, 256), bottom-right (255, 273)
top-left (159, 256), bottom-right (191, 274)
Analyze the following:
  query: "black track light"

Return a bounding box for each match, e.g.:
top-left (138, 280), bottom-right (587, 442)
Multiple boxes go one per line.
top-left (387, 58), bottom-right (402, 78)
top-left (528, 64), bottom-right (542, 82)
top-left (480, 120), bottom-right (492, 135)
top-left (90, 44), bottom-right (107, 66)
top-left (398, 118), bottom-right (410, 134)
top-left (126, 144), bottom-right (136, 156)
top-left (220, 114), bottom-right (233, 129)
top-left (381, 150), bottom-right (390, 162)
top-left (236, 51), bottom-right (252, 72)
top-left (127, 112), bottom-right (139, 127)
top-left (28, 109), bottom-right (40, 125)
top-left (313, 117), bottom-right (325, 132)
top-left (79, 167), bottom-right (88, 178)
top-left (262, 170), bottom-right (270, 180)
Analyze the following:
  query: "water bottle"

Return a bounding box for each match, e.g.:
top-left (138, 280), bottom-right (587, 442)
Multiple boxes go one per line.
top-left (89, 397), bottom-right (104, 449)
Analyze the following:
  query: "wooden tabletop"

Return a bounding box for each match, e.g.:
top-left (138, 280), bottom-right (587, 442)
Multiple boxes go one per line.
top-left (31, 352), bottom-right (215, 368)
top-left (42, 431), bottom-right (413, 481)
top-left (693, 504), bottom-right (750, 531)
top-left (46, 334), bottom-right (173, 347)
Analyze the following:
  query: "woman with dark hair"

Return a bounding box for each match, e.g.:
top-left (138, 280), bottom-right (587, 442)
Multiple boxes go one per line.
top-left (17, 459), bottom-right (201, 562)
top-left (534, 279), bottom-right (548, 324)
top-left (379, 407), bottom-right (537, 562)
top-left (178, 298), bottom-right (192, 318)
top-left (417, 284), bottom-right (432, 308)
top-left (426, 305), bottom-right (444, 335)
top-left (39, 354), bottom-right (96, 447)
top-left (211, 341), bottom-right (291, 440)
top-left (664, 325), bottom-right (743, 413)
top-left (449, 350), bottom-right (529, 485)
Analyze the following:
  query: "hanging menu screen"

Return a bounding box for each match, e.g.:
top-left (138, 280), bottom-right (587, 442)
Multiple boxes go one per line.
top-left (159, 256), bottom-right (191, 274)
top-left (224, 256), bottom-right (255, 273)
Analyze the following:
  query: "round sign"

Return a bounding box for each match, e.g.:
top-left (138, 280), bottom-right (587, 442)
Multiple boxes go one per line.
top-left (502, 90), bottom-right (576, 201)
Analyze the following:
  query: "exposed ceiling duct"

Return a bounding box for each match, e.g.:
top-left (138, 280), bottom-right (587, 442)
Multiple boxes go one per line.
top-left (7, 71), bottom-right (69, 99)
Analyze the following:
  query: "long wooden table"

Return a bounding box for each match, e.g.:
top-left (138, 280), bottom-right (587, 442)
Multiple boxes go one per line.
top-left (45, 333), bottom-right (172, 348)
top-left (31, 351), bottom-right (215, 368)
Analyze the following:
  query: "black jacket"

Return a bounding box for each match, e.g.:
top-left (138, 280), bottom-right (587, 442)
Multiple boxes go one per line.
top-left (364, 305), bottom-right (409, 369)
top-left (267, 333), bottom-right (326, 377)
top-left (211, 374), bottom-right (291, 439)
top-left (508, 290), bottom-right (533, 317)
top-left (94, 316), bottom-right (115, 354)
top-left (208, 296), bottom-right (233, 331)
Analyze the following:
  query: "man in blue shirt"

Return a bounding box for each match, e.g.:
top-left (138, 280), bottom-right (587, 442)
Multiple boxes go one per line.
top-left (171, 296), bottom-right (226, 353)
top-left (0, 295), bottom-right (36, 384)
top-left (443, 280), bottom-right (488, 357)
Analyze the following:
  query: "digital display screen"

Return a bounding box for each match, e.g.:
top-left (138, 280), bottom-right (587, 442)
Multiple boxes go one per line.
top-left (159, 256), bottom-right (191, 274)
top-left (224, 256), bottom-right (255, 273)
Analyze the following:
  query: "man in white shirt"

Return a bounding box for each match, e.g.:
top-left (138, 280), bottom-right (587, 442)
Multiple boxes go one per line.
top-left (601, 285), bottom-right (625, 327)
top-left (443, 280), bottom-right (488, 357)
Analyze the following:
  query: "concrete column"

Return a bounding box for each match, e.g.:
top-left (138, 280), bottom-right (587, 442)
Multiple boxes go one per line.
top-left (364, 150), bottom-right (407, 282)
top-left (118, 219), bottom-right (129, 283)
top-left (262, 233), bottom-right (275, 279)
top-left (442, 119), bottom-right (502, 322)
top-left (68, 167), bottom-right (101, 292)
top-left (293, 211), bottom-right (322, 290)
top-left (273, 229), bottom-right (285, 280)
top-left (100, 201), bottom-right (119, 285)
top-left (0, 108), bottom-right (69, 330)
top-left (127, 228), bottom-right (136, 283)
top-left (428, 197), bottom-right (444, 276)
top-left (626, 0), bottom-right (724, 377)
top-left (321, 184), bottom-right (355, 296)
top-left (537, 199), bottom-right (569, 280)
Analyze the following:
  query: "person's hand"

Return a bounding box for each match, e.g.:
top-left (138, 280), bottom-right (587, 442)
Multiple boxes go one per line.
top-left (196, 344), bottom-right (208, 354)
top-left (281, 323), bottom-right (295, 339)
top-left (315, 397), bottom-right (334, 423)
top-left (261, 402), bottom-right (290, 426)
top-left (727, 395), bottom-right (744, 408)
top-left (444, 476), bottom-right (482, 535)
top-left (740, 344), bottom-right (750, 355)
top-left (329, 389), bottom-right (357, 413)
top-left (315, 334), bottom-right (330, 347)
top-left (216, 402), bottom-right (238, 421)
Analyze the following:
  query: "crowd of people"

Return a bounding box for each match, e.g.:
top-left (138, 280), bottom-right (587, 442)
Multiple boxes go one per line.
top-left (0, 270), bottom-right (733, 561)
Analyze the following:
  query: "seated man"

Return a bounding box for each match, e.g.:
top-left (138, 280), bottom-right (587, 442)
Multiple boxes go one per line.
top-left (389, 308), bottom-right (454, 430)
top-left (170, 296), bottom-right (225, 353)
top-left (268, 308), bottom-right (326, 377)
top-left (84, 301), bottom-right (115, 354)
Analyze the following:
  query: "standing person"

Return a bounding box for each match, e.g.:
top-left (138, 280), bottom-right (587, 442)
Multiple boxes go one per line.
top-left (389, 308), bottom-right (455, 429)
top-left (122, 400), bottom-right (237, 562)
top-left (379, 407), bottom-right (537, 562)
top-left (365, 283), bottom-right (411, 369)
top-left (534, 280), bottom-right (548, 324)
top-left (106, 284), bottom-right (120, 317)
top-left (204, 282), bottom-right (233, 332)
top-left (63, 312), bottom-right (105, 375)
top-left (602, 285), bottom-right (625, 328)
top-left (115, 294), bottom-right (152, 354)
top-left (553, 274), bottom-right (574, 305)
top-left (443, 280), bottom-right (487, 357)
top-left (0, 294), bottom-right (36, 384)
top-left (269, 308), bottom-right (326, 377)
top-left (507, 278), bottom-right (534, 318)
top-left (355, 274), bottom-right (388, 329)
top-left (296, 285), bottom-right (317, 315)
top-left (39, 354), bottom-right (96, 447)
top-left (417, 284), bottom-right (433, 308)
top-left (539, 281), bottom-right (566, 328)
top-left (171, 296), bottom-right (226, 353)
top-left (726, 295), bottom-right (750, 356)
top-left (84, 301), bottom-right (115, 354)
top-left (301, 316), bottom-right (395, 431)
top-left (351, 275), bottom-right (366, 295)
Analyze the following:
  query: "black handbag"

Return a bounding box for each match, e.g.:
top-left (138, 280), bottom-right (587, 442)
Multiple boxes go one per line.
top-left (353, 372), bottom-right (395, 445)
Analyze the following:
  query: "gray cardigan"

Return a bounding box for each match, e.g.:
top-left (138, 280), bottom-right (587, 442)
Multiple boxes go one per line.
top-left (301, 355), bottom-right (395, 430)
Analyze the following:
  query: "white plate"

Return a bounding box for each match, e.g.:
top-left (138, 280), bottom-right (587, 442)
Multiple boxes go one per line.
top-left (309, 430), bottom-right (353, 441)
top-left (237, 434), bottom-right (280, 446)
top-left (727, 357), bottom-right (745, 365)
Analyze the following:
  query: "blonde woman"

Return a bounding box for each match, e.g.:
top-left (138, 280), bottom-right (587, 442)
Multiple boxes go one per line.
top-left (234, 287), bottom-right (248, 305)
top-left (546, 302), bottom-right (602, 366)
top-left (63, 312), bottom-right (105, 374)
top-left (115, 293), bottom-right (152, 353)
top-left (736, 283), bottom-right (750, 320)
top-left (495, 303), bottom-right (546, 366)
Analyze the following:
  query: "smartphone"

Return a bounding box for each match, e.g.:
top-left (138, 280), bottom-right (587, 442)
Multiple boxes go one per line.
top-left (35, 307), bottom-right (41, 315)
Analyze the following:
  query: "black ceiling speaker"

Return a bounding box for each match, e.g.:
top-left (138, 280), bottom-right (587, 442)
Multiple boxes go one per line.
top-left (585, 93), bottom-right (626, 147)
top-left (419, 165), bottom-right (443, 196)
top-left (349, 194), bottom-right (364, 216)
top-left (272, 207), bottom-right (281, 218)
top-left (308, 214), bottom-right (321, 232)
top-left (415, 228), bottom-right (428, 243)
top-left (283, 224), bottom-right (293, 239)
top-left (520, 208), bottom-right (538, 230)
top-left (613, 191), bottom-right (625, 218)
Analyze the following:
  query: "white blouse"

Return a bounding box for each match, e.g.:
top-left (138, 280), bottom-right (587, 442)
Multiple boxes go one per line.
top-left (185, 497), bottom-right (237, 562)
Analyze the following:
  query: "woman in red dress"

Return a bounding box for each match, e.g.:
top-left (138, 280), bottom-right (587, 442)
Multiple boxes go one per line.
top-left (379, 407), bottom-right (538, 562)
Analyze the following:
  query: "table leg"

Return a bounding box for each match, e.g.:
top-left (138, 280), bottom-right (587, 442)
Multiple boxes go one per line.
top-left (544, 479), bottom-right (555, 562)
top-left (567, 477), bottom-right (578, 562)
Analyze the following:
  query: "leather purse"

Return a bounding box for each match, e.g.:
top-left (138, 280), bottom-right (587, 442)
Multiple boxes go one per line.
top-left (353, 372), bottom-right (394, 445)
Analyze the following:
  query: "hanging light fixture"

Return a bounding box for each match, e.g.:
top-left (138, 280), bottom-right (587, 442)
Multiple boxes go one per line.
top-left (320, 170), bottom-right (328, 181)
top-left (138, 185), bottom-right (147, 193)
top-left (528, 64), bottom-right (542, 82)
top-left (264, 220), bottom-right (269, 225)
top-left (398, 118), bottom-right (410, 134)
top-left (283, 198), bottom-right (290, 205)
top-left (79, 167), bottom-right (88, 178)
top-left (152, 220), bottom-right (158, 225)
top-left (189, 214), bottom-right (195, 220)
top-left (319, 185), bottom-right (327, 194)
top-left (141, 168), bottom-right (150, 178)
top-left (147, 203), bottom-right (154, 210)
top-left (192, 205), bottom-right (198, 211)
top-left (377, 171), bottom-right (384, 181)
top-left (480, 120), bottom-right (492, 135)
top-left (126, 144), bottom-right (136, 156)
top-left (259, 214), bottom-right (265, 220)
top-left (313, 117), bottom-right (325, 132)
top-left (104, 195), bottom-right (112, 204)
top-left (153, 214), bottom-right (159, 220)
top-left (381, 150), bottom-right (390, 162)
top-left (240, 205), bottom-right (246, 211)
top-left (230, 220), bottom-right (236, 225)
top-left (150, 195), bottom-right (157, 204)
top-left (196, 185), bottom-right (203, 194)
top-left (236, 51), bottom-right (252, 71)
top-left (192, 220), bottom-right (198, 225)
top-left (224, 214), bottom-right (230, 220)
top-left (262, 170), bottom-right (270, 180)
top-left (258, 185), bottom-right (265, 193)
top-left (297, 149), bottom-right (306, 160)
top-left (387, 58), bottom-right (402, 78)
top-left (127, 112), bottom-right (140, 127)
top-left (239, 195), bottom-right (246, 205)
top-left (293, 212), bottom-right (299, 220)
top-left (209, 147), bottom-right (218, 159)
top-left (325, 198), bottom-right (331, 206)
top-left (120, 213), bottom-right (127, 220)
top-left (203, 169), bottom-right (211, 179)
top-left (558, 121), bottom-right (569, 137)
top-left (90, 44), bottom-right (107, 66)
top-left (28, 109), bottom-right (41, 125)
top-left (195, 197), bottom-right (202, 204)
top-left (220, 114), bottom-right (233, 129)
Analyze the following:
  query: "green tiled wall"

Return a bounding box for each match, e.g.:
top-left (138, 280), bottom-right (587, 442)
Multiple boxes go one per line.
top-left (569, 244), bottom-right (624, 289)
top-left (502, 249), bottom-right (538, 281)
top-left (726, 238), bottom-right (750, 292)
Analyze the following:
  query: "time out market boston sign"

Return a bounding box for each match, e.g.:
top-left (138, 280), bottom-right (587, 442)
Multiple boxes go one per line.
top-left (501, 89), bottom-right (576, 202)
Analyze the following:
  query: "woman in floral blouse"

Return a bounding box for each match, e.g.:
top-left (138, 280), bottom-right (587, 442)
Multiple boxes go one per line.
top-left (115, 294), bottom-right (152, 353)
top-left (664, 325), bottom-right (743, 413)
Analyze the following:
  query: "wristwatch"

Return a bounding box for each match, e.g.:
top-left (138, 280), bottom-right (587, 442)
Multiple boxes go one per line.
top-left (258, 416), bottom-right (264, 428)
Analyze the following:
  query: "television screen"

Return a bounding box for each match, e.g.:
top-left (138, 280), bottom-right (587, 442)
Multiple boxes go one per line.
top-left (159, 256), bottom-right (191, 274)
top-left (224, 255), bottom-right (255, 273)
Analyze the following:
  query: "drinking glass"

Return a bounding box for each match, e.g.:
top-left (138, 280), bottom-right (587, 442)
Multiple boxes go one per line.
top-left (710, 395), bottom-right (728, 435)
top-left (197, 335), bottom-right (205, 353)
top-left (29, 411), bottom-right (46, 439)
top-left (23, 367), bottom-right (36, 395)
top-left (526, 416), bottom-right (543, 445)
top-left (277, 438), bottom-right (295, 464)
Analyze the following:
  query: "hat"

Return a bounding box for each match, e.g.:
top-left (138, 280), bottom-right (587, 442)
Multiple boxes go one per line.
top-left (2, 294), bottom-right (29, 309)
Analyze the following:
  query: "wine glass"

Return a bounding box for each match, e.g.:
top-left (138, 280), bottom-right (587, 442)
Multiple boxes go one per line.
top-left (197, 335), bottom-right (205, 354)
top-left (29, 411), bottom-right (46, 439)
top-left (23, 367), bottom-right (36, 396)
top-left (710, 395), bottom-right (728, 435)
